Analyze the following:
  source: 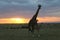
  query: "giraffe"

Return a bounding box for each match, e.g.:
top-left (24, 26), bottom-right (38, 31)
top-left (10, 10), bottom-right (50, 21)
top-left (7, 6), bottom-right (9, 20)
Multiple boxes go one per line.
top-left (28, 4), bottom-right (41, 33)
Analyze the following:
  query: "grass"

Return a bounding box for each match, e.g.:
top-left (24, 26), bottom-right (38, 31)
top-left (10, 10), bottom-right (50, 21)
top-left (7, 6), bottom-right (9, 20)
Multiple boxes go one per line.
top-left (0, 23), bottom-right (60, 40)
top-left (0, 28), bottom-right (60, 40)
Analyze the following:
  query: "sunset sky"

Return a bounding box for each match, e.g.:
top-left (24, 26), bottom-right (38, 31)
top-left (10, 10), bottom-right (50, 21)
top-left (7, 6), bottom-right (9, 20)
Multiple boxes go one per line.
top-left (0, 0), bottom-right (60, 23)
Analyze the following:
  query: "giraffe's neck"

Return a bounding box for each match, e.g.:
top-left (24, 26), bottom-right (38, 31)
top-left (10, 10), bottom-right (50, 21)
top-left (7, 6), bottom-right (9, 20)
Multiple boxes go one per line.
top-left (31, 7), bottom-right (40, 20)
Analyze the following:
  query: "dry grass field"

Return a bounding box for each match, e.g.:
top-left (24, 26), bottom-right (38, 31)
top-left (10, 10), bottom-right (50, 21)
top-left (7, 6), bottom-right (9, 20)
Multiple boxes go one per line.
top-left (0, 23), bottom-right (60, 40)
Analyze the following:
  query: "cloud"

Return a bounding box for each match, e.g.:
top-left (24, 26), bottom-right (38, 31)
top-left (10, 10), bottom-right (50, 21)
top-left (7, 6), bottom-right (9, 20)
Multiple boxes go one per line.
top-left (0, 0), bottom-right (60, 18)
top-left (29, 0), bottom-right (38, 5)
top-left (38, 0), bottom-right (60, 6)
top-left (0, 0), bottom-right (60, 6)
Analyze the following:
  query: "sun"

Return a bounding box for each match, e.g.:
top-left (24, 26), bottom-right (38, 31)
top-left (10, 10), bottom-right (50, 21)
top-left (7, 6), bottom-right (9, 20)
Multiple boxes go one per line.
top-left (10, 18), bottom-right (25, 23)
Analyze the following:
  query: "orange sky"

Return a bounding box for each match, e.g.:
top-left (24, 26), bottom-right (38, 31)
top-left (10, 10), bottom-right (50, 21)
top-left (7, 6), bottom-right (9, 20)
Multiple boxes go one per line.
top-left (0, 17), bottom-right (60, 24)
top-left (37, 17), bottom-right (60, 23)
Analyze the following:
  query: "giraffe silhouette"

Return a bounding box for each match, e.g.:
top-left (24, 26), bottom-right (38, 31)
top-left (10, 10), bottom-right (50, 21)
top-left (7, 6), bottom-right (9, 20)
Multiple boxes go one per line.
top-left (28, 4), bottom-right (41, 33)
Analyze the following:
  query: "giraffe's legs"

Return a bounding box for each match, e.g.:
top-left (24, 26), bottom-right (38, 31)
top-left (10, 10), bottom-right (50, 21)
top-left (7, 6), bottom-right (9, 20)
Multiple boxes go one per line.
top-left (36, 26), bottom-right (40, 37)
top-left (34, 23), bottom-right (40, 37)
top-left (31, 26), bottom-right (35, 37)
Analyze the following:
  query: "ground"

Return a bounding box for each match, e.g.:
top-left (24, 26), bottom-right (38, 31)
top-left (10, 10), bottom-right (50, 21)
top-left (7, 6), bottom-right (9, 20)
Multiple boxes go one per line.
top-left (0, 27), bottom-right (60, 40)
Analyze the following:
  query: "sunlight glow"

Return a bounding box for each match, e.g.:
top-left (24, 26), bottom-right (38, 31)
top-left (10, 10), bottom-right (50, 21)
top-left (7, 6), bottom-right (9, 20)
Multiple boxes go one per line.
top-left (0, 18), bottom-right (29, 24)
top-left (10, 18), bottom-right (22, 23)
top-left (10, 18), bottom-right (26, 23)
top-left (0, 17), bottom-right (60, 24)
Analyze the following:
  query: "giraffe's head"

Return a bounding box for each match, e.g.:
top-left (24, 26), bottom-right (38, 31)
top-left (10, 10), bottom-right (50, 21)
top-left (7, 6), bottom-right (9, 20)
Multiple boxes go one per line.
top-left (38, 4), bottom-right (41, 9)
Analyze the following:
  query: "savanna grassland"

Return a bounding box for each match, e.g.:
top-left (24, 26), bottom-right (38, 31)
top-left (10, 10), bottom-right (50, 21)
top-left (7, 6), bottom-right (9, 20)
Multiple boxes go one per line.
top-left (0, 23), bottom-right (60, 40)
